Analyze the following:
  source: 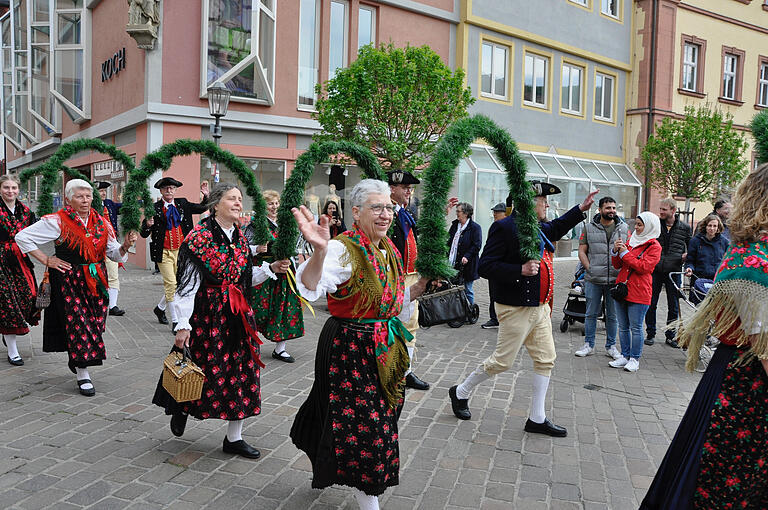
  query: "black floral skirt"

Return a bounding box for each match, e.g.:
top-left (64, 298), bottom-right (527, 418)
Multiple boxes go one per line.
top-left (290, 317), bottom-right (401, 496)
top-left (0, 244), bottom-right (38, 335)
top-left (153, 286), bottom-right (261, 421)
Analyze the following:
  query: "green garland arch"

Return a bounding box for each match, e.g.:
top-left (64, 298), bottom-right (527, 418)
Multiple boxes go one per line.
top-left (18, 138), bottom-right (136, 216)
top-left (122, 139), bottom-right (270, 243)
top-left (272, 140), bottom-right (386, 260)
top-left (416, 114), bottom-right (539, 280)
top-left (751, 109), bottom-right (768, 165)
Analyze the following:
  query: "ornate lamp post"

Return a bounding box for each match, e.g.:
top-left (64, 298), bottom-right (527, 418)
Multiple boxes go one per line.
top-left (206, 82), bottom-right (231, 182)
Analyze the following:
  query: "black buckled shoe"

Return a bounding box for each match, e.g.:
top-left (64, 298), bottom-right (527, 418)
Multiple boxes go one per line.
top-left (405, 372), bottom-right (430, 390)
top-left (7, 355), bottom-right (23, 366)
top-left (524, 418), bottom-right (567, 437)
top-left (153, 306), bottom-right (169, 325)
top-left (77, 379), bottom-right (96, 397)
top-left (223, 437), bottom-right (261, 459)
top-left (665, 338), bottom-right (680, 348)
top-left (109, 306), bottom-right (126, 316)
top-left (449, 385), bottom-right (471, 420)
top-left (170, 412), bottom-right (188, 437)
top-left (272, 350), bottom-right (295, 363)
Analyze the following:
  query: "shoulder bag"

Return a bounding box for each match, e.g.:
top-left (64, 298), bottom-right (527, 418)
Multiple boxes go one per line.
top-left (609, 244), bottom-right (651, 302)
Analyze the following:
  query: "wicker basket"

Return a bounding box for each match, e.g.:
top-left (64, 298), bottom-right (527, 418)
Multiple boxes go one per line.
top-left (162, 349), bottom-right (205, 403)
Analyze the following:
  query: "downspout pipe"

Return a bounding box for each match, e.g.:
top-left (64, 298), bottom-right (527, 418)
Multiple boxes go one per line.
top-left (644, 0), bottom-right (659, 210)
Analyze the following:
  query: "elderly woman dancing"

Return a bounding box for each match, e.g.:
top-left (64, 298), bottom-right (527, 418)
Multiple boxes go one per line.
top-left (289, 179), bottom-right (428, 510)
top-left (15, 179), bottom-right (137, 396)
top-left (152, 183), bottom-right (292, 459)
top-left (641, 163), bottom-right (768, 509)
top-left (0, 174), bottom-right (39, 365)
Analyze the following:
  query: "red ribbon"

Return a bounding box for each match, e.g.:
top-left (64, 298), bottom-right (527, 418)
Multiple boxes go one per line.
top-left (205, 282), bottom-right (265, 368)
top-left (9, 242), bottom-right (36, 299)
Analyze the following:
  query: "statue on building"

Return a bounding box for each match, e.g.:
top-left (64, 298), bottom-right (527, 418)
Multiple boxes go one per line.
top-left (126, 0), bottom-right (159, 50)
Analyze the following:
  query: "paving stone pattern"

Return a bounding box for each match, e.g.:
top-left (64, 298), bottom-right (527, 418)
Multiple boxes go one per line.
top-left (0, 260), bottom-right (699, 509)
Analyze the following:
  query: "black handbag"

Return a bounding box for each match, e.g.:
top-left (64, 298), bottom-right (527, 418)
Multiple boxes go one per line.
top-left (417, 281), bottom-right (470, 328)
top-left (609, 244), bottom-right (651, 302)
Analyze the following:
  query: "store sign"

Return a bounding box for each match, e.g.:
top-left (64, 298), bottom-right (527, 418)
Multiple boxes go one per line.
top-left (101, 48), bottom-right (126, 82)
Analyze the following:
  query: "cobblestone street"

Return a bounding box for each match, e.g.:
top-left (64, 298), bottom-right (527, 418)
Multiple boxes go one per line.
top-left (0, 259), bottom-right (699, 510)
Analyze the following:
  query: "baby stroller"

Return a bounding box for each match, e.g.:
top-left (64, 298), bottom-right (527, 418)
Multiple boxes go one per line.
top-left (670, 271), bottom-right (718, 372)
top-left (446, 262), bottom-right (480, 328)
top-left (560, 265), bottom-right (588, 333)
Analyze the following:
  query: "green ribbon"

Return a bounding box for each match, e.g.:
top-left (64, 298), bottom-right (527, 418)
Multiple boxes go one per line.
top-left (354, 316), bottom-right (414, 356)
top-left (85, 263), bottom-right (109, 298)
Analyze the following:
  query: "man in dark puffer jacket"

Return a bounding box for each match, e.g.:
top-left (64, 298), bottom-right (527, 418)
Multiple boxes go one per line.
top-left (645, 198), bottom-right (691, 347)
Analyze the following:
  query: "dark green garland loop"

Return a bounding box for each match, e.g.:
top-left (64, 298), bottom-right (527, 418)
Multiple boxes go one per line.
top-left (272, 140), bottom-right (386, 260)
top-left (18, 138), bottom-right (136, 216)
top-left (123, 139), bottom-right (269, 243)
top-left (751, 110), bottom-right (768, 165)
top-left (416, 114), bottom-right (539, 280)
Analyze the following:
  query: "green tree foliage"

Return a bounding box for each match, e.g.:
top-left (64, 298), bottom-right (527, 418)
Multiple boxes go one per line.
top-left (313, 43), bottom-right (475, 174)
top-left (750, 109), bottom-right (768, 165)
top-left (642, 105), bottom-right (748, 204)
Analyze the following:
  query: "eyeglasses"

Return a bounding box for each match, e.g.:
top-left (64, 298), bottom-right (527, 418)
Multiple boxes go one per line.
top-left (367, 203), bottom-right (395, 215)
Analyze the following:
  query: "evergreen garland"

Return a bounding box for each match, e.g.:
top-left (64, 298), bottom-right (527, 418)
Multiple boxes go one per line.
top-left (272, 140), bottom-right (386, 260)
top-left (123, 139), bottom-right (269, 243)
top-left (751, 110), bottom-right (768, 165)
top-left (18, 138), bottom-right (135, 216)
top-left (416, 115), bottom-right (539, 279)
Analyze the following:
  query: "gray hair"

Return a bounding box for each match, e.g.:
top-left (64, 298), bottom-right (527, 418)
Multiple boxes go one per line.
top-left (207, 182), bottom-right (242, 214)
top-left (457, 202), bottom-right (473, 218)
top-left (65, 179), bottom-right (93, 200)
top-left (349, 179), bottom-right (390, 208)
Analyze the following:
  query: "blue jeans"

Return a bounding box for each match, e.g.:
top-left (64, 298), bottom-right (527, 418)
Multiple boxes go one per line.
top-left (646, 271), bottom-right (681, 340)
top-left (616, 301), bottom-right (650, 360)
top-left (584, 281), bottom-right (618, 349)
top-left (464, 280), bottom-right (475, 305)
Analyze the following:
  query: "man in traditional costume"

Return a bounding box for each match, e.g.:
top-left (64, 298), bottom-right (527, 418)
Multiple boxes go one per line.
top-left (16, 179), bottom-right (137, 396)
top-left (140, 177), bottom-right (208, 329)
top-left (290, 179), bottom-right (428, 510)
top-left (95, 181), bottom-right (125, 316)
top-left (448, 181), bottom-right (597, 437)
top-left (388, 170), bottom-right (430, 391)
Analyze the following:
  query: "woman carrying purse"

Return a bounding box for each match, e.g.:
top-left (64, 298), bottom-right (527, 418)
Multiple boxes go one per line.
top-left (608, 211), bottom-right (662, 372)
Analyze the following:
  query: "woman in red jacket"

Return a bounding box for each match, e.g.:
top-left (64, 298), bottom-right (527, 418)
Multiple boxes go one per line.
top-left (608, 211), bottom-right (662, 372)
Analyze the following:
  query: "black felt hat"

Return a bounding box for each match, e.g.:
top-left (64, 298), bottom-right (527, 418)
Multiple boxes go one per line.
top-left (529, 180), bottom-right (561, 197)
top-left (154, 177), bottom-right (184, 189)
top-left (93, 181), bottom-right (111, 190)
top-left (387, 171), bottom-right (420, 186)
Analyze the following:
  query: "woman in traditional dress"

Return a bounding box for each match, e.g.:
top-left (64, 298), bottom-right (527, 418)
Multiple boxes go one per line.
top-left (152, 183), bottom-right (291, 459)
top-left (320, 199), bottom-right (347, 238)
top-left (0, 174), bottom-right (39, 365)
top-left (15, 179), bottom-right (137, 396)
top-left (640, 163), bottom-right (768, 509)
top-left (244, 189), bottom-right (304, 363)
top-left (290, 179), bottom-right (428, 510)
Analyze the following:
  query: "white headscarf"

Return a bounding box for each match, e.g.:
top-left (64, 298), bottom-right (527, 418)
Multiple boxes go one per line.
top-left (628, 211), bottom-right (661, 248)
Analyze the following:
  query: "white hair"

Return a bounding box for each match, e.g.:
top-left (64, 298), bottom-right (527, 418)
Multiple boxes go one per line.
top-left (65, 179), bottom-right (93, 200)
top-left (349, 179), bottom-right (390, 207)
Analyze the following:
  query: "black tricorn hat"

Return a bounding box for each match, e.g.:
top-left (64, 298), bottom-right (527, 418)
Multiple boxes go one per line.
top-left (93, 181), bottom-right (111, 190)
top-left (529, 180), bottom-right (561, 197)
top-left (154, 177), bottom-right (184, 189)
top-left (387, 170), bottom-right (420, 186)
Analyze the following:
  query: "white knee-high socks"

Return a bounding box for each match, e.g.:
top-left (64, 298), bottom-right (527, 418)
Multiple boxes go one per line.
top-left (530, 373), bottom-right (550, 424)
top-left (227, 419), bottom-right (243, 442)
top-left (353, 489), bottom-right (379, 510)
top-left (157, 295), bottom-right (166, 311)
top-left (455, 366), bottom-right (491, 400)
top-left (404, 346), bottom-right (415, 376)
top-left (274, 340), bottom-right (287, 354)
top-left (108, 288), bottom-right (119, 309)
top-left (75, 368), bottom-right (93, 390)
top-left (5, 334), bottom-right (19, 360)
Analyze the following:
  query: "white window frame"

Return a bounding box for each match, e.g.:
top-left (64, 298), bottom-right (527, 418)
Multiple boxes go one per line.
top-left (682, 42), bottom-right (698, 92)
top-left (357, 4), bottom-right (375, 50)
top-left (50, 0), bottom-right (91, 122)
top-left (561, 62), bottom-right (583, 115)
top-left (759, 62), bottom-right (768, 107)
top-left (523, 52), bottom-right (549, 109)
top-left (328, 0), bottom-right (349, 81)
top-left (0, 11), bottom-right (23, 150)
top-left (480, 41), bottom-right (508, 100)
top-left (28, 0), bottom-right (59, 133)
top-left (569, 0), bottom-right (588, 5)
top-left (297, 0), bottom-right (320, 109)
top-left (723, 53), bottom-right (737, 100)
top-left (10, 0), bottom-right (40, 143)
top-left (199, 0), bottom-right (276, 106)
top-left (594, 71), bottom-right (614, 122)
top-left (601, 0), bottom-right (619, 18)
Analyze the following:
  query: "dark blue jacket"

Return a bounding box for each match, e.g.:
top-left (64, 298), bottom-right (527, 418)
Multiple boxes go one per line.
top-left (685, 232), bottom-right (729, 280)
top-left (479, 205), bottom-right (586, 307)
top-left (447, 218), bottom-right (482, 282)
top-left (103, 199), bottom-right (121, 231)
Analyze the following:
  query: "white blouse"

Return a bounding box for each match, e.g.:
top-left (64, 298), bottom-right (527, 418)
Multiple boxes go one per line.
top-left (295, 239), bottom-right (414, 322)
top-left (15, 213), bottom-right (127, 263)
top-left (173, 226), bottom-right (277, 331)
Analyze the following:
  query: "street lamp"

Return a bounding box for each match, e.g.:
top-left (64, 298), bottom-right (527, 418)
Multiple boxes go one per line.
top-left (207, 81), bottom-right (231, 146)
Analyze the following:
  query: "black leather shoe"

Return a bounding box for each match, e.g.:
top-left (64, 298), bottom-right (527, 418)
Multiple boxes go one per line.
top-left (405, 372), bottom-right (430, 390)
top-left (665, 338), bottom-right (680, 348)
top-left (223, 437), bottom-right (260, 459)
top-left (170, 412), bottom-right (187, 437)
top-left (272, 350), bottom-right (295, 363)
top-left (644, 336), bottom-right (655, 346)
top-left (77, 379), bottom-right (96, 397)
top-left (7, 355), bottom-right (23, 366)
top-left (109, 306), bottom-right (126, 316)
top-left (153, 306), bottom-right (168, 325)
top-left (449, 385), bottom-right (471, 420)
top-left (524, 418), bottom-right (567, 437)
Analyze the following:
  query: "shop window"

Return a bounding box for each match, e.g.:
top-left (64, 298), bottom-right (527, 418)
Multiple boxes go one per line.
top-left (328, 0), bottom-right (348, 81)
top-left (594, 71), bottom-right (614, 122)
top-left (719, 46), bottom-right (745, 104)
top-left (200, 157), bottom-right (285, 217)
top-left (203, 0), bottom-right (276, 105)
top-left (0, 12), bottom-right (23, 149)
top-left (757, 58), bottom-right (768, 107)
top-left (480, 41), bottom-right (508, 100)
top-left (561, 63), bottom-right (583, 115)
top-left (11, 0), bottom-right (41, 142)
top-left (30, 0), bottom-right (57, 132)
top-left (358, 4), bottom-right (375, 50)
top-left (298, 0), bottom-right (319, 108)
top-left (52, 0), bottom-right (89, 121)
top-left (524, 51), bottom-right (549, 109)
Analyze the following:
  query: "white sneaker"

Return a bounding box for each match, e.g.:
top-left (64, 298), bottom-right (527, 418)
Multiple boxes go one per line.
top-left (609, 356), bottom-right (628, 368)
top-left (606, 345), bottom-right (622, 360)
top-left (574, 343), bottom-right (594, 357)
top-left (624, 358), bottom-right (640, 372)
